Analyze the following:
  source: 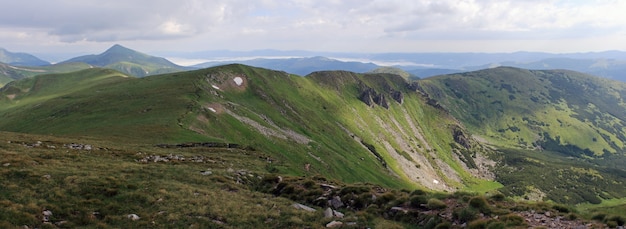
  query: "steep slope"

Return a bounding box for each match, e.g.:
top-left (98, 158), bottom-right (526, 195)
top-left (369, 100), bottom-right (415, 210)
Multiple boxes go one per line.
top-left (418, 67), bottom-right (626, 203)
top-left (0, 64), bottom-right (493, 191)
top-left (61, 44), bottom-right (189, 77)
top-left (0, 48), bottom-right (49, 66)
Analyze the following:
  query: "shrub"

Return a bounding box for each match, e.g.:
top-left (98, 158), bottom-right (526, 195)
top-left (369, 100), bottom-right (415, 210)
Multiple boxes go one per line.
top-left (411, 189), bottom-right (427, 196)
top-left (499, 214), bottom-right (526, 227)
top-left (591, 213), bottom-right (606, 221)
top-left (607, 215), bottom-right (625, 226)
top-left (410, 195), bottom-right (428, 208)
top-left (426, 198), bottom-right (447, 210)
top-left (469, 196), bottom-right (491, 214)
top-left (551, 204), bottom-right (570, 213)
top-left (468, 219), bottom-right (489, 229)
top-left (489, 193), bottom-right (505, 201)
top-left (453, 207), bottom-right (478, 223)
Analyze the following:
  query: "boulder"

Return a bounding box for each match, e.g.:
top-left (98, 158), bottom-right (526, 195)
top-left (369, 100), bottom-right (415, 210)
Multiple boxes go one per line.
top-left (329, 196), bottom-right (344, 208)
top-left (326, 220), bottom-right (343, 228)
top-left (324, 208), bottom-right (334, 218)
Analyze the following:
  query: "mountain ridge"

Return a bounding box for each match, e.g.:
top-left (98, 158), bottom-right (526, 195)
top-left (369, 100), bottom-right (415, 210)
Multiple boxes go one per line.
top-left (0, 48), bottom-right (50, 66)
top-left (60, 44), bottom-right (190, 77)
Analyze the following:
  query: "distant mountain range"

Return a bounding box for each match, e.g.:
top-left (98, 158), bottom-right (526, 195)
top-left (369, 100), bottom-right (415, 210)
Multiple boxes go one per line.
top-left (0, 48), bottom-right (49, 66)
top-left (194, 56), bottom-right (378, 76)
top-left (4, 45), bottom-right (626, 86)
top-left (61, 44), bottom-right (190, 77)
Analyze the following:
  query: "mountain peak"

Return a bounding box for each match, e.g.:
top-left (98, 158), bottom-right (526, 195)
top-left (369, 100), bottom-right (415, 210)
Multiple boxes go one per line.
top-left (103, 44), bottom-right (136, 54)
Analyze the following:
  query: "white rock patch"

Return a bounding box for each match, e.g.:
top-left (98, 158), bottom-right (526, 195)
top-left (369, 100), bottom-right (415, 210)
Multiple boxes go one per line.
top-left (211, 85), bottom-right (220, 90)
top-left (208, 107), bottom-right (217, 113)
top-left (233, 77), bottom-right (243, 86)
top-left (433, 179), bottom-right (439, 184)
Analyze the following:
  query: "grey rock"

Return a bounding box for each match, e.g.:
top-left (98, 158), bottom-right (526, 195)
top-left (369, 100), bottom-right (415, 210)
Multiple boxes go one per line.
top-left (292, 203), bottom-right (316, 212)
top-left (333, 210), bottom-right (344, 218)
top-left (326, 220), bottom-right (343, 228)
top-left (330, 196), bottom-right (344, 208)
top-left (324, 208), bottom-right (334, 218)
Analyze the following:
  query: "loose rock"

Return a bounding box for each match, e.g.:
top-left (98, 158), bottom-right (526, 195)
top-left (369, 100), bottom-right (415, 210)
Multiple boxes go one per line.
top-left (127, 214), bottom-right (140, 221)
top-left (326, 220), bottom-right (343, 228)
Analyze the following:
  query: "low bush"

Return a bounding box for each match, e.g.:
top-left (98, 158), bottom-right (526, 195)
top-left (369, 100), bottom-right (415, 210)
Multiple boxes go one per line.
top-left (426, 198), bottom-right (447, 210)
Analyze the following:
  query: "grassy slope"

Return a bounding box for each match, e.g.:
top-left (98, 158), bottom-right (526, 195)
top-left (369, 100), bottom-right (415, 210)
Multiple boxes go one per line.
top-left (418, 67), bottom-right (626, 204)
top-left (0, 64), bottom-right (494, 191)
top-left (0, 62), bottom-right (91, 87)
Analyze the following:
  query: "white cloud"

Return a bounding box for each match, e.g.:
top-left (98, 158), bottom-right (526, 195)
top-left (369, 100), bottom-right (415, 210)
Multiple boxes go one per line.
top-left (1, 0), bottom-right (625, 53)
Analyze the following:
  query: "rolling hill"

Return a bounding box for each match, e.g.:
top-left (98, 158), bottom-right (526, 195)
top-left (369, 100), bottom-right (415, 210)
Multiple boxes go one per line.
top-left (61, 44), bottom-right (190, 77)
top-left (0, 62), bottom-right (92, 87)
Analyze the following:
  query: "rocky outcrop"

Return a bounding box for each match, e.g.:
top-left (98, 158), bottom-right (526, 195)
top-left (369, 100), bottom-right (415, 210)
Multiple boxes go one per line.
top-left (390, 90), bottom-right (404, 104)
top-left (357, 86), bottom-right (395, 109)
top-left (452, 126), bottom-right (471, 149)
top-left (358, 88), bottom-right (376, 107)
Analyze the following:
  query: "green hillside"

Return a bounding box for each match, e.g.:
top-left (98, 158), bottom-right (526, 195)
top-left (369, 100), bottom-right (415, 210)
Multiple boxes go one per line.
top-left (1, 65), bottom-right (625, 228)
top-left (0, 62), bottom-right (92, 87)
top-left (418, 67), bottom-right (626, 204)
top-left (0, 64), bottom-right (494, 191)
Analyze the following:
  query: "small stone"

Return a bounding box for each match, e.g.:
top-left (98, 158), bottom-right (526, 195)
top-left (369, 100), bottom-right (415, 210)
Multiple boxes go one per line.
top-left (200, 170), bottom-right (212, 175)
top-left (329, 196), bottom-right (344, 208)
top-left (2, 163), bottom-right (10, 167)
top-left (324, 208), bottom-right (334, 218)
top-left (545, 211), bottom-right (551, 217)
top-left (127, 214), bottom-right (140, 221)
top-left (42, 174), bottom-right (51, 179)
top-left (333, 210), bottom-right (344, 218)
top-left (42, 210), bottom-right (53, 222)
top-left (292, 203), bottom-right (316, 212)
top-left (326, 220), bottom-right (343, 228)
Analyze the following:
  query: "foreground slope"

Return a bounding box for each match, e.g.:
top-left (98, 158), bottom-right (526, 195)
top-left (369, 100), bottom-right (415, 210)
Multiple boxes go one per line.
top-left (0, 64), bottom-right (492, 191)
top-left (418, 67), bottom-right (626, 203)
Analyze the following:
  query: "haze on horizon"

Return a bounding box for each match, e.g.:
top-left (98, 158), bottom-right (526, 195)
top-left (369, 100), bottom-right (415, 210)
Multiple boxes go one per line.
top-left (2, 0), bottom-right (626, 61)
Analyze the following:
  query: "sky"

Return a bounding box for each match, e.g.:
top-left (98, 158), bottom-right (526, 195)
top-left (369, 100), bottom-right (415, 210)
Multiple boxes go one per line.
top-left (2, 0), bottom-right (626, 61)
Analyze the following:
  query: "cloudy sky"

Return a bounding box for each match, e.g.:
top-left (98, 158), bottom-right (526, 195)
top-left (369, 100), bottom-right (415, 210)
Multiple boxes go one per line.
top-left (2, 0), bottom-right (626, 59)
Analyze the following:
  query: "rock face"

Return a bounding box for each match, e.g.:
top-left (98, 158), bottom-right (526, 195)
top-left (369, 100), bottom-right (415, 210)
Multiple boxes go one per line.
top-left (452, 126), bottom-right (471, 149)
top-left (358, 86), bottom-right (400, 109)
top-left (358, 88), bottom-right (377, 107)
top-left (390, 90), bottom-right (404, 104)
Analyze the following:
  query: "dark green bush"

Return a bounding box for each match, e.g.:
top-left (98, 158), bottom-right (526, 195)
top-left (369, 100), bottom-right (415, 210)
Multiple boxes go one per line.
top-left (453, 207), bottom-right (478, 223)
top-left (468, 196), bottom-right (491, 214)
top-left (607, 215), bottom-right (625, 226)
top-left (551, 204), bottom-right (570, 213)
top-left (591, 213), bottom-right (606, 221)
top-left (426, 198), bottom-right (447, 210)
top-left (489, 193), bottom-right (505, 201)
top-left (499, 214), bottom-right (526, 227)
top-left (410, 195), bottom-right (428, 208)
